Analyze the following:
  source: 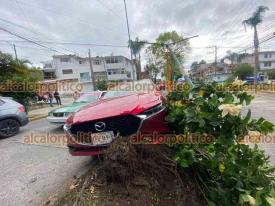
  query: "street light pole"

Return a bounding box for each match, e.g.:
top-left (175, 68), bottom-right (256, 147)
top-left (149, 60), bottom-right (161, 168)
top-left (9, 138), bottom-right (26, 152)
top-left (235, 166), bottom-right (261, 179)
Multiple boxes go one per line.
top-left (123, 0), bottom-right (135, 80)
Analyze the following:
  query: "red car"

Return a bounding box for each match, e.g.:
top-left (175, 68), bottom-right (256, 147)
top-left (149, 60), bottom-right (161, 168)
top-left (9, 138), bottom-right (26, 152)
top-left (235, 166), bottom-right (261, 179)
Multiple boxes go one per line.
top-left (64, 81), bottom-right (170, 156)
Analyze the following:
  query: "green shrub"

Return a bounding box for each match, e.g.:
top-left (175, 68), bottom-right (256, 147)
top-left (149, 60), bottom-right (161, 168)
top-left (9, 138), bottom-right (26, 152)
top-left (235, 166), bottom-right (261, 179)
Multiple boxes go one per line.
top-left (166, 81), bottom-right (275, 205)
top-left (96, 79), bottom-right (108, 91)
top-left (232, 63), bottom-right (254, 80)
top-left (0, 52), bottom-right (42, 111)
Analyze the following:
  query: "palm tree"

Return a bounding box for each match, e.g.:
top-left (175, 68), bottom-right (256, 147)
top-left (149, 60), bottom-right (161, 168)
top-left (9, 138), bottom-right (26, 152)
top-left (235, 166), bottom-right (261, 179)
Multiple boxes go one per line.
top-left (242, 6), bottom-right (269, 76)
top-left (128, 37), bottom-right (146, 80)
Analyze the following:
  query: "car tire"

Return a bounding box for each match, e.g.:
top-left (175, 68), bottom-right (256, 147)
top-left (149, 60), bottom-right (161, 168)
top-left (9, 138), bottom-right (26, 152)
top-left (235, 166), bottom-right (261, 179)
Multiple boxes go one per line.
top-left (0, 119), bottom-right (20, 138)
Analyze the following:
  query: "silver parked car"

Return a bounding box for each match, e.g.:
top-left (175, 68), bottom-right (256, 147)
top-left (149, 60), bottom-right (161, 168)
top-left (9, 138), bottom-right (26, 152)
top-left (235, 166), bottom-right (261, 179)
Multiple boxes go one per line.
top-left (0, 97), bottom-right (29, 138)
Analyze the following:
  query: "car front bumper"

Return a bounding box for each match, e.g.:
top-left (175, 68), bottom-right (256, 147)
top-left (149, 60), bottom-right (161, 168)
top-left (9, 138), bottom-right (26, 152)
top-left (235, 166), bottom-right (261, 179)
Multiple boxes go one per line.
top-left (64, 124), bottom-right (106, 156)
top-left (63, 107), bottom-right (170, 156)
top-left (47, 116), bottom-right (67, 125)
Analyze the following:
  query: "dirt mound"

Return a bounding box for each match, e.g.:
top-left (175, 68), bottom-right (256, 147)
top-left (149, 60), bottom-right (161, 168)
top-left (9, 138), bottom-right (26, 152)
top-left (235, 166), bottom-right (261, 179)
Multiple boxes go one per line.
top-left (50, 138), bottom-right (204, 206)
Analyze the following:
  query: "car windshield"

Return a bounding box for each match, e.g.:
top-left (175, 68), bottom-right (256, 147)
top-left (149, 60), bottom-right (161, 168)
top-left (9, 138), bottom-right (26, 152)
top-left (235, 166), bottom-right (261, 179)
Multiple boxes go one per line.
top-left (75, 94), bottom-right (98, 103)
top-left (102, 91), bottom-right (134, 99)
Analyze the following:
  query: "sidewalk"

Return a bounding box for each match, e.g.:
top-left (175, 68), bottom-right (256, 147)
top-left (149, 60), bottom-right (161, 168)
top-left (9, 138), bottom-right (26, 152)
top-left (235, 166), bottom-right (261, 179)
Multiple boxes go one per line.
top-left (28, 97), bottom-right (73, 121)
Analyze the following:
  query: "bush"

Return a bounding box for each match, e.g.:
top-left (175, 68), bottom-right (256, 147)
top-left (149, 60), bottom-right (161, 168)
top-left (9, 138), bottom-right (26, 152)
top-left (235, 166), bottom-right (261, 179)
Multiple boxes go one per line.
top-left (166, 80), bottom-right (275, 205)
top-left (0, 52), bottom-right (42, 111)
top-left (96, 80), bottom-right (108, 91)
top-left (264, 70), bottom-right (275, 80)
top-left (233, 64), bottom-right (254, 80)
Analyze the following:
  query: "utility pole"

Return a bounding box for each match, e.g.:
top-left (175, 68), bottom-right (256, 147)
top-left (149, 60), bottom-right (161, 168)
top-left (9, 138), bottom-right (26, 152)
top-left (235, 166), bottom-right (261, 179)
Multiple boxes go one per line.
top-left (214, 45), bottom-right (217, 77)
top-left (123, 0), bottom-right (135, 80)
top-left (214, 46), bottom-right (217, 65)
top-left (88, 49), bottom-right (96, 91)
top-left (254, 29), bottom-right (260, 93)
top-left (13, 43), bottom-right (18, 61)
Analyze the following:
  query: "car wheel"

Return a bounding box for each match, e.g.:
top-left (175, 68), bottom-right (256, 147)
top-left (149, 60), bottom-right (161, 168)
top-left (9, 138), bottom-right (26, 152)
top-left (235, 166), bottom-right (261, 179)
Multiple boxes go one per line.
top-left (0, 119), bottom-right (20, 138)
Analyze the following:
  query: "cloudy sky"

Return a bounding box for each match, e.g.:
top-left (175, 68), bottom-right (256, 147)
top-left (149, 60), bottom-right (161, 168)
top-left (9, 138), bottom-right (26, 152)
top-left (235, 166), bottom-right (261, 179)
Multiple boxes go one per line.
top-left (0, 0), bottom-right (275, 69)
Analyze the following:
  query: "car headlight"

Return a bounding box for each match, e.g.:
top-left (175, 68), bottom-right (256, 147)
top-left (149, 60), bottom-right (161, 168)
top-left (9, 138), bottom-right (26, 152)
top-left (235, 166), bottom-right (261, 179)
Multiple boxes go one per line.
top-left (48, 112), bottom-right (54, 117)
top-left (66, 112), bottom-right (75, 126)
top-left (136, 103), bottom-right (164, 119)
top-left (64, 112), bottom-right (71, 117)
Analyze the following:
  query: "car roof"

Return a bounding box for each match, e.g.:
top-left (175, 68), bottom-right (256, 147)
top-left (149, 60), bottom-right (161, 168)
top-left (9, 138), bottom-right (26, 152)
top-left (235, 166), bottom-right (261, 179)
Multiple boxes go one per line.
top-left (0, 98), bottom-right (22, 107)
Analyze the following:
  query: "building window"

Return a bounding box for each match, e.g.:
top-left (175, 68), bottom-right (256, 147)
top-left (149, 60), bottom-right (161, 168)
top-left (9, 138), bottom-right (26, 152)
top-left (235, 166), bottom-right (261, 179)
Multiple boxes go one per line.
top-left (79, 60), bottom-right (83, 64)
top-left (107, 68), bottom-right (126, 75)
top-left (43, 71), bottom-right (56, 80)
top-left (126, 72), bottom-right (131, 78)
top-left (44, 63), bottom-right (52, 68)
top-left (94, 72), bottom-right (107, 81)
top-left (94, 60), bottom-right (101, 65)
top-left (62, 69), bottom-right (73, 74)
top-left (264, 53), bottom-right (272, 58)
top-left (264, 62), bottom-right (272, 67)
top-left (80, 72), bottom-right (90, 82)
top-left (105, 56), bottom-right (122, 64)
top-left (60, 57), bottom-right (70, 62)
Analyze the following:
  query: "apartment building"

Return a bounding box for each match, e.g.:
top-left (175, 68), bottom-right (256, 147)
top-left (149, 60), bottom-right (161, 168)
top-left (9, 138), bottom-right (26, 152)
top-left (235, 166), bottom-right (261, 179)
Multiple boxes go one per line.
top-left (239, 51), bottom-right (275, 70)
top-left (42, 54), bottom-right (136, 92)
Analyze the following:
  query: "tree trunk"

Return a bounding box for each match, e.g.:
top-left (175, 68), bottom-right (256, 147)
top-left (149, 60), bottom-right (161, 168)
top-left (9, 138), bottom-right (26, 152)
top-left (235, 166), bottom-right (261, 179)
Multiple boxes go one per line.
top-left (137, 52), bottom-right (142, 80)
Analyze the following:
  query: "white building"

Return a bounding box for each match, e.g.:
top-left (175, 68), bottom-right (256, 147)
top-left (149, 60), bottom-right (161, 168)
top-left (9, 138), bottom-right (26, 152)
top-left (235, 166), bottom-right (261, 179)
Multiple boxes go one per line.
top-left (42, 54), bottom-right (136, 92)
top-left (240, 51), bottom-right (275, 70)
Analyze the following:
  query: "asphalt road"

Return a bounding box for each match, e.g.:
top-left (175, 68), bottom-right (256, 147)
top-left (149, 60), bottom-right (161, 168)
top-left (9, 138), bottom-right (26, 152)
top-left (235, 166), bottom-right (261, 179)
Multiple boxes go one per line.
top-left (0, 119), bottom-right (92, 206)
top-left (0, 93), bottom-right (274, 206)
top-left (246, 93), bottom-right (275, 164)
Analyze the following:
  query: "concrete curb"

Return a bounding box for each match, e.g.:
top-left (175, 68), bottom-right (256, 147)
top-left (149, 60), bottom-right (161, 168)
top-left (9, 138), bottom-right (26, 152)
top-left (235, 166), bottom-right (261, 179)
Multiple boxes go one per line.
top-left (258, 91), bottom-right (275, 94)
top-left (29, 114), bottom-right (48, 122)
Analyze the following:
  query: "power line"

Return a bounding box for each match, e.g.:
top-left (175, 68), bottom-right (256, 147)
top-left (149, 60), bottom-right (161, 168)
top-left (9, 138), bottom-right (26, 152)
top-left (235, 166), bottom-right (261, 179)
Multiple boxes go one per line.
top-left (0, 18), bottom-right (37, 36)
top-left (0, 26), bottom-right (65, 54)
top-left (0, 18), bottom-right (78, 54)
top-left (236, 32), bottom-right (275, 54)
top-left (95, 0), bottom-right (122, 19)
top-left (0, 39), bottom-right (128, 48)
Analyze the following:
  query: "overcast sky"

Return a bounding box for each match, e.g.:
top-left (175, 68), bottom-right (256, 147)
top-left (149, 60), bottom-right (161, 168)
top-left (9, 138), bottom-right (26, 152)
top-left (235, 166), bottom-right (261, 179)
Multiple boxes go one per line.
top-left (0, 0), bottom-right (275, 69)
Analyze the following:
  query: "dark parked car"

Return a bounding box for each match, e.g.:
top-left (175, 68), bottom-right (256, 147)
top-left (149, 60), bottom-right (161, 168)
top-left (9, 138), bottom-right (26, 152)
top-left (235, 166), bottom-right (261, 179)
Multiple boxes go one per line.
top-left (0, 97), bottom-right (29, 138)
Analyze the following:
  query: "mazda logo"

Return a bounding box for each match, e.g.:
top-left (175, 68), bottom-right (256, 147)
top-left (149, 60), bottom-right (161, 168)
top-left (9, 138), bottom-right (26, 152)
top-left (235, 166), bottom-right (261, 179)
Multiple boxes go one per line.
top-left (94, 122), bottom-right (106, 132)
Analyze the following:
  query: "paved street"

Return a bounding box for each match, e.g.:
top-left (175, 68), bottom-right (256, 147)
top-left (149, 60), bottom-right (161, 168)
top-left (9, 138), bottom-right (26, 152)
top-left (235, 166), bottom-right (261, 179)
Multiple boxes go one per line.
top-left (246, 93), bottom-right (275, 164)
top-left (0, 93), bottom-right (274, 206)
top-left (0, 119), bottom-right (92, 206)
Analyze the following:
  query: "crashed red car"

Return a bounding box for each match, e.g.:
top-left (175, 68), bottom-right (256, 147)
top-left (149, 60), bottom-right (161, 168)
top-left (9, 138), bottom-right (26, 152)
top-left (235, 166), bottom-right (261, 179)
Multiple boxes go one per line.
top-left (64, 81), bottom-right (170, 156)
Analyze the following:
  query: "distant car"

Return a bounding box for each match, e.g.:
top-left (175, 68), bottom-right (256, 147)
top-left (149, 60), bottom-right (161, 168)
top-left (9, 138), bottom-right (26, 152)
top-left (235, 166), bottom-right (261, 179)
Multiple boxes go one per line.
top-left (245, 73), bottom-right (269, 84)
top-left (47, 92), bottom-right (104, 125)
top-left (0, 97), bottom-right (29, 138)
top-left (64, 80), bottom-right (170, 156)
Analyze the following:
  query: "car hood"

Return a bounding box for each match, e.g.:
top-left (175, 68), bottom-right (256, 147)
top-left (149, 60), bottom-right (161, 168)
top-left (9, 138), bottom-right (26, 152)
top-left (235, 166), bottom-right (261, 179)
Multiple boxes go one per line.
top-left (71, 93), bottom-right (162, 124)
top-left (50, 102), bottom-right (88, 113)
